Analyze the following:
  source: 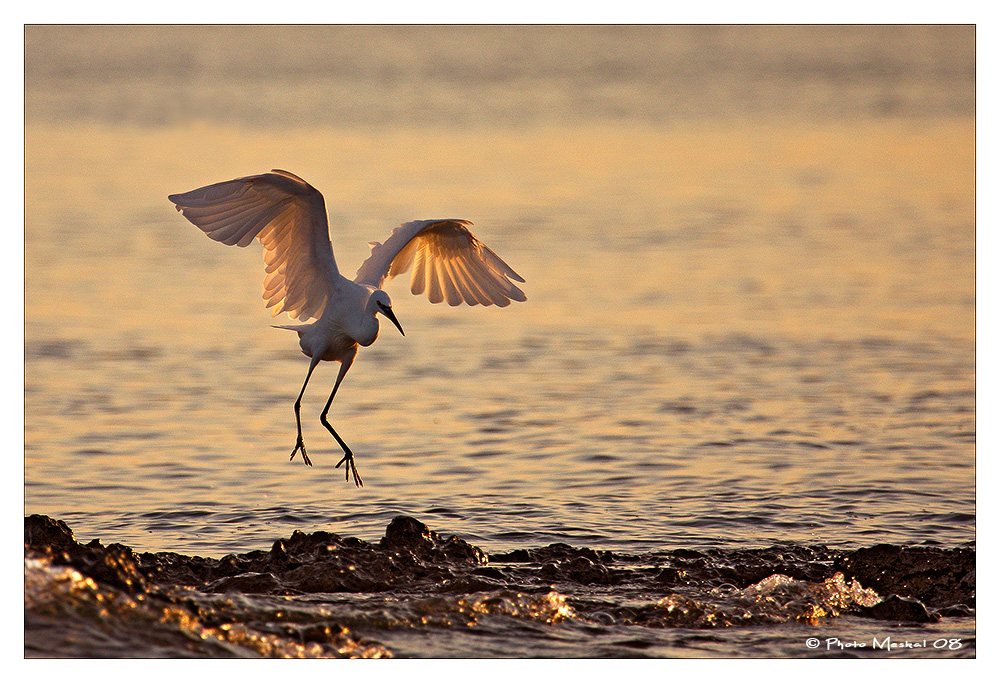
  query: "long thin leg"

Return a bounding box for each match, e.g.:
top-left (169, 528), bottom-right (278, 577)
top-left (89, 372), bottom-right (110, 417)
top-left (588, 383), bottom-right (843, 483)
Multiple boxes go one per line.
top-left (320, 352), bottom-right (363, 487)
top-left (289, 356), bottom-right (321, 466)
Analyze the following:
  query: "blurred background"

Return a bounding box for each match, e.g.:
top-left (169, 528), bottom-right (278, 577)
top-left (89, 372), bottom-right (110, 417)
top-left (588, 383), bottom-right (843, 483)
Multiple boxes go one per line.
top-left (24, 26), bottom-right (975, 555)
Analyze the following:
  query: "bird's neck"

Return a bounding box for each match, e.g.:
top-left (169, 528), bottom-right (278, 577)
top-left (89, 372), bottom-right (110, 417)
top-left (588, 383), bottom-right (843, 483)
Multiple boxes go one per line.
top-left (352, 287), bottom-right (381, 347)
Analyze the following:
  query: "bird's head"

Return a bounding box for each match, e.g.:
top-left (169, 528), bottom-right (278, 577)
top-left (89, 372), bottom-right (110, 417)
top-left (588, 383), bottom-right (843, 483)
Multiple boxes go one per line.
top-left (370, 290), bottom-right (405, 336)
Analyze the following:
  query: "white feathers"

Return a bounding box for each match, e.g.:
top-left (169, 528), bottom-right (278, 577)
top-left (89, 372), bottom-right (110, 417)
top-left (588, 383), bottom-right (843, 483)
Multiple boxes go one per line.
top-left (168, 169), bottom-right (338, 321)
top-left (171, 171), bottom-right (526, 319)
top-left (356, 220), bottom-right (526, 307)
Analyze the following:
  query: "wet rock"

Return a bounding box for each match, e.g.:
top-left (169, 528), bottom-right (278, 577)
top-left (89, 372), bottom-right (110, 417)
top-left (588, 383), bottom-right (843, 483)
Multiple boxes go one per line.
top-left (24, 515), bottom-right (147, 594)
top-left (199, 517), bottom-right (486, 594)
top-left (490, 542), bottom-right (619, 586)
top-left (440, 573), bottom-right (508, 593)
top-left (490, 542), bottom-right (612, 565)
top-left (533, 556), bottom-right (613, 585)
top-left (278, 529), bottom-right (347, 557)
top-left (379, 515), bottom-right (487, 565)
top-left (25, 514), bottom-right (975, 658)
top-left (655, 567), bottom-right (686, 585)
top-left (835, 544), bottom-right (975, 609)
top-left (24, 514), bottom-right (975, 612)
top-left (935, 604), bottom-right (974, 618)
top-left (859, 595), bottom-right (938, 623)
top-left (24, 514), bottom-right (491, 597)
top-left (80, 542), bottom-right (148, 594)
top-left (136, 550), bottom-right (219, 587)
top-left (208, 571), bottom-right (281, 594)
top-left (24, 514), bottom-right (77, 551)
top-left (672, 548), bottom-right (708, 560)
top-left (703, 544), bottom-right (836, 587)
top-left (490, 548), bottom-right (532, 563)
top-left (282, 561), bottom-right (380, 594)
top-left (471, 566), bottom-right (506, 580)
top-left (381, 516), bottom-right (433, 547)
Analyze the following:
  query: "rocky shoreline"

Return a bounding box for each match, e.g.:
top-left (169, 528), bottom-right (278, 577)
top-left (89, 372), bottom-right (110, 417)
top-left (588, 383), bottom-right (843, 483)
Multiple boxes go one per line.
top-left (25, 514), bottom-right (975, 657)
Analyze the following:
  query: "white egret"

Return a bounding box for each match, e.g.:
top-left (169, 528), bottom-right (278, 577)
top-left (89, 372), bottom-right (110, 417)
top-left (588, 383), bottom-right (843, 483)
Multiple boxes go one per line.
top-left (169, 169), bottom-right (525, 487)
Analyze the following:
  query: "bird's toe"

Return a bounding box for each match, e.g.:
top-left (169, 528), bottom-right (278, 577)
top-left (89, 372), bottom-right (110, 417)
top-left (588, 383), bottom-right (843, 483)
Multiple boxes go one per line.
top-left (290, 438), bottom-right (312, 466)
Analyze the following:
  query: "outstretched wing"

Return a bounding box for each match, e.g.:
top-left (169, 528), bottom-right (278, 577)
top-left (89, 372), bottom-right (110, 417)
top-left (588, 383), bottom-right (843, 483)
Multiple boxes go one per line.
top-left (355, 220), bottom-right (526, 307)
top-left (168, 169), bottom-right (338, 321)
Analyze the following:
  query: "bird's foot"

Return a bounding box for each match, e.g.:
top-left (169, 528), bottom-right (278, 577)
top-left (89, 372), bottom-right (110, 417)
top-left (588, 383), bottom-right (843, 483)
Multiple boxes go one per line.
top-left (290, 437), bottom-right (312, 467)
top-left (335, 452), bottom-right (364, 488)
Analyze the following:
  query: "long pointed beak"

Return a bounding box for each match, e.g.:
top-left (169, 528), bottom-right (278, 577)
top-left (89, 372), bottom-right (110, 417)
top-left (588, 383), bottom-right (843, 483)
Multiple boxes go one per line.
top-left (382, 307), bottom-right (405, 336)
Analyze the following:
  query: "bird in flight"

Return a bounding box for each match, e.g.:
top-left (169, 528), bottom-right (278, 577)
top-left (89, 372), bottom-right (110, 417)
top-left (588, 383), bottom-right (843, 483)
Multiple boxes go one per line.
top-left (169, 169), bottom-right (525, 487)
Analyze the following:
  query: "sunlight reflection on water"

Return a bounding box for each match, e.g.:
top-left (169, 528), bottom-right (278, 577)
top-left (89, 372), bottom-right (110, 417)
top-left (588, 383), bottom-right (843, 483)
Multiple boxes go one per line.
top-left (24, 26), bottom-right (974, 556)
